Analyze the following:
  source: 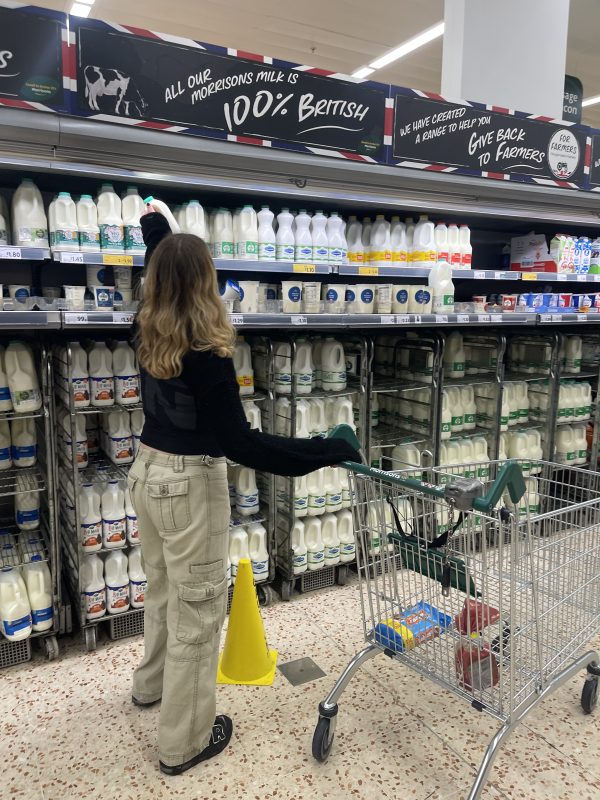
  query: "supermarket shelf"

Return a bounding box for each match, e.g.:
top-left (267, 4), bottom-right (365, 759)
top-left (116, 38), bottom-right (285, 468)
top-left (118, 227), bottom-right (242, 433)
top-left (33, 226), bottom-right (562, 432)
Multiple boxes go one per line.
top-left (538, 312), bottom-right (600, 323)
top-left (371, 422), bottom-right (430, 448)
top-left (0, 526), bottom-right (50, 569)
top-left (229, 312), bottom-right (537, 328)
top-left (0, 311), bottom-right (61, 329)
top-left (371, 378), bottom-right (431, 393)
top-left (0, 465), bottom-right (45, 497)
top-left (339, 265), bottom-right (520, 281)
top-left (57, 394), bottom-right (143, 416)
top-left (52, 250), bottom-right (144, 267)
top-left (0, 246), bottom-right (49, 261)
top-left (519, 272), bottom-right (600, 283)
top-left (214, 258), bottom-right (330, 275)
top-left (62, 311), bottom-right (135, 328)
top-left (504, 371), bottom-right (550, 383)
top-left (443, 373), bottom-right (498, 387)
top-left (0, 408), bottom-right (44, 422)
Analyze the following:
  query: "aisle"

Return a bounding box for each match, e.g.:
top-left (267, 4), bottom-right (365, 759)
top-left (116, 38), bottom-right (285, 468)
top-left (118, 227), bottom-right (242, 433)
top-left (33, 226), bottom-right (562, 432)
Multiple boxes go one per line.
top-left (2, 577), bottom-right (599, 800)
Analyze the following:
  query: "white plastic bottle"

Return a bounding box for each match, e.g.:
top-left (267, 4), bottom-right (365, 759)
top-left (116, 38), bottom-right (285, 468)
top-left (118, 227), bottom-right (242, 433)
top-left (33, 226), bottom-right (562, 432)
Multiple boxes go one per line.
top-left (305, 516), bottom-right (324, 570)
top-left (413, 215), bottom-right (436, 266)
top-left (459, 224), bottom-right (472, 268)
top-left (89, 341), bottom-right (114, 407)
top-left (574, 423), bottom-right (588, 465)
top-left (310, 398), bottom-right (327, 438)
top-left (361, 217), bottom-right (373, 264)
top-left (311, 211), bottom-right (329, 264)
top-left (232, 208), bottom-right (242, 257)
top-left (307, 469), bottom-right (326, 516)
top-left (238, 205), bottom-right (258, 259)
top-left (404, 217), bottom-right (415, 260)
top-left (444, 331), bottom-right (465, 377)
top-left (0, 420), bottom-right (11, 470)
top-left (5, 341), bottom-right (42, 413)
top-left (440, 391), bottom-right (451, 440)
top-left (0, 346), bottom-right (13, 412)
top-left (11, 417), bottom-right (37, 468)
top-left (77, 194), bottom-right (100, 251)
top-left (346, 216), bottom-right (364, 264)
top-left (565, 336), bottom-right (582, 374)
top-left (212, 208), bottom-right (234, 259)
top-left (11, 178), bottom-right (48, 247)
top-left (125, 487), bottom-right (139, 544)
top-left (473, 436), bottom-right (490, 479)
top-left (22, 556), bottom-right (53, 632)
top-left (130, 409), bottom-right (144, 456)
top-left (51, 192), bottom-right (79, 251)
top-left (129, 546), bottom-right (146, 608)
top-left (370, 215), bottom-right (392, 266)
top-left (181, 199), bottom-right (206, 240)
top-left (82, 554), bottom-right (106, 620)
top-left (106, 410), bottom-right (134, 465)
top-left (112, 341), bottom-right (140, 406)
top-left (60, 412), bottom-right (88, 469)
top-left (79, 483), bottom-right (102, 553)
top-left (324, 467), bottom-right (343, 512)
top-left (229, 525), bottom-right (250, 580)
top-left (143, 196), bottom-right (180, 233)
top-left (337, 509), bottom-right (355, 562)
top-left (97, 183), bottom-right (124, 252)
top-left (233, 338), bottom-right (254, 396)
top-left (293, 339), bottom-right (313, 395)
top-left (391, 217), bottom-right (408, 266)
top-left (428, 260), bottom-right (455, 313)
top-left (15, 472), bottom-right (40, 531)
top-left (105, 550), bottom-right (130, 615)
top-left (448, 223), bottom-right (461, 265)
top-left (122, 186), bottom-right (146, 252)
top-left (102, 480), bottom-right (126, 549)
top-left (434, 221), bottom-right (449, 263)
top-left (235, 466), bottom-right (259, 516)
top-left (69, 341), bottom-right (90, 408)
top-left (257, 206), bottom-right (276, 261)
top-left (276, 208), bottom-right (295, 262)
top-left (295, 210), bottom-right (313, 263)
top-left (321, 337), bottom-right (346, 392)
top-left (247, 521), bottom-right (269, 582)
top-left (273, 341), bottom-right (292, 395)
top-left (327, 212), bottom-right (347, 264)
top-left (291, 519), bottom-right (308, 574)
top-left (461, 386), bottom-right (477, 431)
top-left (0, 206), bottom-right (8, 245)
top-left (0, 568), bottom-right (32, 641)
top-left (321, 513), bottom-right (341, 566)
top-left (243, 399), bottom-right (262, 431)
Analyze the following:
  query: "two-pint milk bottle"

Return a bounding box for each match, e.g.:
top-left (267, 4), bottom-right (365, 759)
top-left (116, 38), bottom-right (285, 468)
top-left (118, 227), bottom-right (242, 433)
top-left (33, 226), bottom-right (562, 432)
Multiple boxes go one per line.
top-left (327, 212), bottom-right (346, 264)
top-left (22, 556), bottom-right (53, 632)
top-left (237, 205), bottom-right (258, 259)
top-left (321, 337), bottom-right (346, 392)
top-left (77, 195), bottom-right (100, 251)
top-left (247, 521), bottom-right (269, 582)
top-left (338, 509), bottom-right (355, 563)
top-left (0, 568), bottom-right (32, 641)
top-left (235, 467), bottom-right (259, 516)
top-left (233, 338), bottom-right (254, 396)
top-left (0, 345), bottom-right (13, 411)
top-left (276, 208), bottom-right (295, 262)
top-left (229, 525), bottom-right (250, 580)
top-left (0, 420), bottom-right (11, 470)
top-left (5, 341), bottom-right (42, 413)
top-left (311, 211), bottom-right (329, 264)
top-left (105, 550), bottom-right (130, 614)
top-left (70, 341), bottom-right (90, 408)
top-left (291, 519), bottom-right (308, 574)
top-left (130, 409), bottom-right (144, 456)
top-left (129, 546), bottom-right (146, 608)
top-left (89, 341), bottom-right (114, 406)
top-left (125, 487), bottom-right (139, 544)
top-left (213, 208), bottom-right (234, 259)
top-left (50, 192), bottom-right (78, 250)
top-left (122, 186), bottom-right (146, 251)
top-left (181, 199), bottom-right (206, 239)
top-left (80, 483), bottom-right (102, 553)
top-left (321, 513), bottom-right (341, 566)
top-left (106, 410), bottom-right (134, 465)
top-left (97, 183), bottom-right (124, 252)
top-left (295, 210), bottom-right (313, 263)
top-left (11, 416), bottom-right (37, 467)
top-left (15, 472), bottom-right (40, 531)
top-left (102, 480), bottom-right (126, 548)
top-left (82, 554), bottom-right (105, 620)
top-left (112, 341), bottom-right (140, 405)
top-left (257, 206), bottom-right (276, 261)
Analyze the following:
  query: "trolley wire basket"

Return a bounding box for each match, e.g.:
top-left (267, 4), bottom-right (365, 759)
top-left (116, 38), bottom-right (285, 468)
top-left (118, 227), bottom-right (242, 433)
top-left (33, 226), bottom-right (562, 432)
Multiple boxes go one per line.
top-left (312, 426), bottom-right (600, 800)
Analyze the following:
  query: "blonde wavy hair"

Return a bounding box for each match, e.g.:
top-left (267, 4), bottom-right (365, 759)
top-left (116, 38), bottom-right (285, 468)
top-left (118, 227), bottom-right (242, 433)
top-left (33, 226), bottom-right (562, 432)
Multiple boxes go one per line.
top-left (136, 233), bottom-right (236, 379)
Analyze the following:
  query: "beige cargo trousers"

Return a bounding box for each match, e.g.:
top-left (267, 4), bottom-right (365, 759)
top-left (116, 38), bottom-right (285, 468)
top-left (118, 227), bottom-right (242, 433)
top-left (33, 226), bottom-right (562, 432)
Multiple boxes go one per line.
top-left (127, 445), bottom-right (230, 767)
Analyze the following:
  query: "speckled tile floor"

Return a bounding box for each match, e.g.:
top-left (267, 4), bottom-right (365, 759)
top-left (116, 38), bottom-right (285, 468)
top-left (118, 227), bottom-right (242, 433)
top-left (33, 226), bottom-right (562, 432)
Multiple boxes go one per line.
top-left (1, 575), bottom-right (599, 800)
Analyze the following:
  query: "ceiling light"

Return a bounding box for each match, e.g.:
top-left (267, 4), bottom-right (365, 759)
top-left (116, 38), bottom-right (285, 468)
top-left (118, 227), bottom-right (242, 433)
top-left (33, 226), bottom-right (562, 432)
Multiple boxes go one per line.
top-left (352, 67), bottom-right (375, 80)
top-left (351, 21), bottom-right (445, 79)
top-left (70, 2), bottom-right (91, 16)
top-left (582, 95), bottom-right (600, 108)
top-left (77, 0), bottom-right (96, 5)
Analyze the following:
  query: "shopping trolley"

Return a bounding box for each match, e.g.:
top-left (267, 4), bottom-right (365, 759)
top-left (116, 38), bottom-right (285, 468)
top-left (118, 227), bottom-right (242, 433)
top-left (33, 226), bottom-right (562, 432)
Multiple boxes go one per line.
top-left (313, 426), bottom-right (600, 800)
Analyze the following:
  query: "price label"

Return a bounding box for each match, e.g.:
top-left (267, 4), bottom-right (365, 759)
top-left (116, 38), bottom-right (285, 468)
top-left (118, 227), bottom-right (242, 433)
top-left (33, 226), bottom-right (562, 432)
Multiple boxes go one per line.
top-left (551, 314), bottom-right (563, 322)
top-left (359, 266), bottom-right (379, 276)
top-left (457, 314), bottom-right (470, 323)
top-left (413, 314), bottom-right (422, 324)
top-left (540, 314), bottom-right (552, 322)
top-left (230, 314), bottom-right (244, 326)
top-left (61, 252), bottom-right (84, 264)
top-left (102, 254), bottom-right (133, 267)
top-left (396, 315), bottom-right (411, 324)
top-left (291, 315), bottom-right (307, 325)
top-left (577, 274), bottom-right (588, 282)
top-left (113, 312), bottom-right (134, 325)
top-left (292, 263), bottom-right (316, 274)
top-left (521, 272), bottom-right (537, 281)
top-left (65, 312), bottom-right (88, 325)
top-left (435, 314), bottom-right (449, 324)
top-left (557, 274), bottom-right (568, 281)
top-left (474, 271), bottom-right (486, 280)
top-left (494, 272), bottom-right (505, 280)
top-left (0, 247), bottom-right (21, 260)
top-left (477, 314), bottom-right (491, 323)
top-left (380, 315), bottom-right (395, 325)
top-left (577, 313), bottom-right (587, 321)
top-left (491, 314), bottom-right (502, 322)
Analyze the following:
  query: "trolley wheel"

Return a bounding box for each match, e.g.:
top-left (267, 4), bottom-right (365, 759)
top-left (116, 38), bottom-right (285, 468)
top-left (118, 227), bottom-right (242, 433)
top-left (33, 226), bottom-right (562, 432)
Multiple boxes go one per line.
top-left (336, 565), bottom-right (349, 586)
top-left (280, 579), bottom-right (294, 602)
top-left (312, 716), bottom-right (336, 763)
top-left (44, 635), bottom-right (59, 661)
top-left (257, 584), bottom-right (275, 607)
top-left (84, 626), bottom-right (97, 653)
top-left (581, 677), bottom-right (598, 714)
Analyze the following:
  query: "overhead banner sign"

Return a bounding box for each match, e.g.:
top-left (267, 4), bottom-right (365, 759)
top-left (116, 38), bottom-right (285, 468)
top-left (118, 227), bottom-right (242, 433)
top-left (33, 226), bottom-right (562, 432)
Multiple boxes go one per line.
top-left (75, 23), bottom-right (386, 159)
top-left (0, 5), bottom-right (64, 109)
top-left (588, 134), bottom-right (600, 190)
top-left (392, 92), bottom-right (588, 187)
top-left (563, 75), bottom-right (583, 124)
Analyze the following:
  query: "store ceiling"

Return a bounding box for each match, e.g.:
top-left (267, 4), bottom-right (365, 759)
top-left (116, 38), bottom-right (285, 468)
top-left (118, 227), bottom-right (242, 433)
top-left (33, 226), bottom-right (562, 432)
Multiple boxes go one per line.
top-left (34, 0), bottom-right (600, 129)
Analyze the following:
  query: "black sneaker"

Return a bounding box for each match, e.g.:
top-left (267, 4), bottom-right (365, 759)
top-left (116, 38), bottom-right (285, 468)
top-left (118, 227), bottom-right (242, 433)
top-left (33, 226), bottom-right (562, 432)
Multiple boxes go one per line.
top-left (132, 695), bottom-right (161, 708)
top-left (159, 716), bottom-right (233, 776)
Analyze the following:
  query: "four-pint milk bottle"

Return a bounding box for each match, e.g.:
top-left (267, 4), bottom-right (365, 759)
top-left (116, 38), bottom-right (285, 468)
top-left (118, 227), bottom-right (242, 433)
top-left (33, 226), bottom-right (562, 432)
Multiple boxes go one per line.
top-left (97, 183), bottom-right (124, 252)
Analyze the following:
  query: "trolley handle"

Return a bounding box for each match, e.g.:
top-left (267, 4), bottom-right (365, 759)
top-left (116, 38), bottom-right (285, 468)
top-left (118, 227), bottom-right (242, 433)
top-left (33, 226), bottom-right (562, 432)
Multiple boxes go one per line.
top-left (329, 425), bottom-right (526, 511)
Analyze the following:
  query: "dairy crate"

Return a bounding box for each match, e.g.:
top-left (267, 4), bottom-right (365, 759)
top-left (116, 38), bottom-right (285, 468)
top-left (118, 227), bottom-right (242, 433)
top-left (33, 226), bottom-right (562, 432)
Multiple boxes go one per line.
top-left (299, 565), bottom-right (336, 594)
top-left (108, 609), bottom-right (144, 641)
top-left (0, 636), bottom-right (32, 669)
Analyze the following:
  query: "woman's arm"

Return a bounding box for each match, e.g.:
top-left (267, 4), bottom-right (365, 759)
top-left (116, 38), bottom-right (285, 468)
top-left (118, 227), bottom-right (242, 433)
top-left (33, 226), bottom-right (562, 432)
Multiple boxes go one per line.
top-left (141, 212), bottom-right (172, 265)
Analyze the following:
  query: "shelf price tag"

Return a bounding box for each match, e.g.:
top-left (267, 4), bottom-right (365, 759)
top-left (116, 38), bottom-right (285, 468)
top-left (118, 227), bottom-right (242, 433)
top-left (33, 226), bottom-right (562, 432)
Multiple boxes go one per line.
top-left (474, 271), bottom-right (486, 280)
top-left (577, 313), bottom-right (587, 321)
top-left (380, 315), bottom-right (395, 324)
top-left (435, 314), bottom-right (449, 324)
top-left (113, 312), bottom-right (134, 325)
top-left (577, 274), bottom-right (588, 282)
top-left (291, 315), bottom-right (307, 325)
top-left (477, 314), bottom-right (491, 323)
top-left (102, 254), bottom-right (133, 267)
top-left (413, 314), bottom-right (422, 324)
top-left (359, 266), bottom-right (379, 276)
top-left (491, 314), bottom-right (502, 322)
top-left (493, 271), bottom-right (505, 280)
top-left (540, 314), bottom-right (552, 322)
top-left (396, 315), bottom-right (411, 324)
top-left (61, 252), bottom-right (84, 264)
top-left (557, 274), bottom-right (568, 281)
top-left (293, 263), bottom-right (316, 274)
top-left (457, 314), bottom-right (470, 324)
top-left (65, 312), bottom-right (88, 325)
top-left (551, 314), bottom-right (563, 322)
top-left (521, 272), bottom-right (537, 281)
top-left (0, 247), bottom-right (22, 260)
top-left (230, 314), bottom-right (244, 326)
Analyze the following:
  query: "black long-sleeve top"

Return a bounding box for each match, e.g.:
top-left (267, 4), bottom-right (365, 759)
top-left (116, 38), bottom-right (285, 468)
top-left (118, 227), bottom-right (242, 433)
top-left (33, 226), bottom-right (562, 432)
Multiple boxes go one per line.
top-left (137, 212), bottom-right (360, 476)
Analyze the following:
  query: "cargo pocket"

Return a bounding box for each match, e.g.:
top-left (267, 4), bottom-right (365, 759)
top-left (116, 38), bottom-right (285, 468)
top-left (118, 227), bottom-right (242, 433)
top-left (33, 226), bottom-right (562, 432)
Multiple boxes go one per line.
top-left (177, 562), bottom-right (227, 647)
top-left (147, 478), bottom-right (190, 532)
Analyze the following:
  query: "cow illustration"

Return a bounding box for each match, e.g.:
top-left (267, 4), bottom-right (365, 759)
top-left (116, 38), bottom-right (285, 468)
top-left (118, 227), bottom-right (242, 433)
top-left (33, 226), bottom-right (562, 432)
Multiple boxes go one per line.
top-left (84, 66), bottom-right (148, 117)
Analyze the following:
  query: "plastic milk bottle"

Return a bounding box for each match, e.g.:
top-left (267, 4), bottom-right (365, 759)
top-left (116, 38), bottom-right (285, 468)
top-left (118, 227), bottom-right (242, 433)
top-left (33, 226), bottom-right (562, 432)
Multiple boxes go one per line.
top-left (12, 179), bottom-right (48, 247)
top-left (97, 184), bottom-right (124, 251)
top-left (82, 554), bottom-right (106, 620)
top-left (105, 550), bottom-right (130, 614)
top-left (77, 195), bottom-right (100, 251)
top-left (5, 342), bottom-right (42, 413)
top-left (102, 480), bottom-right (126, 548)
top-left (122, 186), bottom-right (146, 251)
top-left (129, 546), bottom-right (146, 608)
top-left (0, 568), bottom-right (32, 641)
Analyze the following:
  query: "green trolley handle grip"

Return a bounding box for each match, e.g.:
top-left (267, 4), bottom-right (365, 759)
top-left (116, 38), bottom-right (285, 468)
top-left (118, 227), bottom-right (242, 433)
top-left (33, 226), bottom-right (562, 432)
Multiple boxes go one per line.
top-left (328, 424), bottom-right (526, 512)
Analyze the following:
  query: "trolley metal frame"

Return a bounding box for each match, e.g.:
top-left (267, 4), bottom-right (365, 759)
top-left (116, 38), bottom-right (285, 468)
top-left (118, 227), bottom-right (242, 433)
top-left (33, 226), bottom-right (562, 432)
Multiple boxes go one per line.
top-left (312, 433), bottom-right (599, 800)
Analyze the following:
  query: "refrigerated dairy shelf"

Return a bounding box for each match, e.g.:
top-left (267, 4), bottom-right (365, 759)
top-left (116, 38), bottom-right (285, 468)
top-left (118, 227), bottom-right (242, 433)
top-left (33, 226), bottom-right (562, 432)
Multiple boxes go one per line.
top-left (0, 311), bottom-right (61, 329)
top-left (0, 246), bottom-right (49, 261)
top-left (52, 251), bottom-right (144, 267)
top-left (62, 311), bottom-right (134, 328)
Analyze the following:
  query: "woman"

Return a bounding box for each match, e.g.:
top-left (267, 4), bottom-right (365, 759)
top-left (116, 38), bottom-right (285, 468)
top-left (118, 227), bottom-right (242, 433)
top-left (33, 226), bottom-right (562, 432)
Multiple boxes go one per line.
top-left (128, 208), bottom-right (360, 776)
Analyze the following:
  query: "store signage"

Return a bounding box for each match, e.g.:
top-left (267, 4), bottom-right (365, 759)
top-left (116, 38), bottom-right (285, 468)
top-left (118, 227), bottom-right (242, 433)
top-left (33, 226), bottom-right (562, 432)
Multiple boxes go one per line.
top-left (563, 75), bottom-right (583, 124)
top-left (0, 5), bottom-right (64, 106)
top-left (588, 133), bottom-right (600, 189)
top-left (75, 24), bottom-right (386, 158)
top-left (392, 93), bottom-right (587, 185)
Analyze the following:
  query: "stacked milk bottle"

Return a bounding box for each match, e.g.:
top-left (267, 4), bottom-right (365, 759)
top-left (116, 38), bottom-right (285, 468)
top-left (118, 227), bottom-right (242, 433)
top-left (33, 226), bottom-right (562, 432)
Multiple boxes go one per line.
top-left (81, 546), bottom-right (147, 620)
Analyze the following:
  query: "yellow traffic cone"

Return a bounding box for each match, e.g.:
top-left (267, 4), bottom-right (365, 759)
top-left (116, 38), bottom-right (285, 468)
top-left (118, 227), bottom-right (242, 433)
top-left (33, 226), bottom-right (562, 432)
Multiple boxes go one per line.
top-left (217, 558), bottom-right (278, 686)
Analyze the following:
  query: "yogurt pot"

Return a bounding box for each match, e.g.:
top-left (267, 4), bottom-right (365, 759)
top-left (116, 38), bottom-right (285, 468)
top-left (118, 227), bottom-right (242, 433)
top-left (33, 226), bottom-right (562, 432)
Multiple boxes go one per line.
top-left (64, 285), bottom-right (86, 310)
top-left (354, 284), bottom-right (375, 314)
top-left (345, 285), bottom-right (357, 313)
top-left (375, 284), bottom-right (392, 314)
top-left (392, 285), bottom-right (409, 313)
top-left (238, 280), bottom-right (260, 313)
top-left (8, 285), bottom-right (31, 302)
top-left (281, 280), bottom-right (303, 313)
top-left (113, 266), bottom-right (133, 290)
top-left (408, 285), bottom-right (432, 314)
top-left (574, 294), bottom-right (593, 312)
top-left (322, 284), bottom-right (346, 314)
top-left (472, 295), bottom-right (487, 313)
top-left (92, 285), bottom-right (114, 309)
top-left (500, 294), bottom-right (517, 312)
top-left (114, 288), bottom-right (133, 308)
top-left (302, 281), bottom-right (321, 314)
top-left (86, 265), bottom-right (109, 286)
top-left (558, 293), bottom-right (573, 309)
